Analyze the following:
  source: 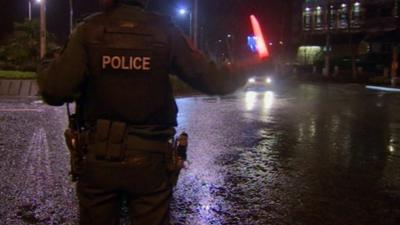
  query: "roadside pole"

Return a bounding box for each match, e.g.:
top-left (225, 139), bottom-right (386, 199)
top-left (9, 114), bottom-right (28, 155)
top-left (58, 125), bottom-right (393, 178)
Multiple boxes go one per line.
top-left (324, 1), bottom-right (331, 77)
top-left (193, 0), bottom-right (198, 48)
top-left (69, 0), bottom-right (74, 34)
top-left (28, 0), bottom-right (32, 21)
top-left (39, 0), bottom-right (46, 59)
top-left (391, 46), bottom-right (399, 86)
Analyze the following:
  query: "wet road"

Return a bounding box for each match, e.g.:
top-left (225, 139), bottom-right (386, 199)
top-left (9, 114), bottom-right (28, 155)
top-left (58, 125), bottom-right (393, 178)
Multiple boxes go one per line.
top-left (1, 82), bottom-right (400, 225)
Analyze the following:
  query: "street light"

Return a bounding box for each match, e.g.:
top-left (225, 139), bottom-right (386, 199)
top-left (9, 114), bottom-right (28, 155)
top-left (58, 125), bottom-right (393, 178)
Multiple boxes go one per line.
top-left (177, 7), bottom-right (193, 40)
top-left (177, 0), bottom-right (198, 48)
top-left (226, 34), bottom-right (234, 62)
top-left (28, 0), bottom-right (41, 21)
top-left (178, 8), bottom-right (188, 16)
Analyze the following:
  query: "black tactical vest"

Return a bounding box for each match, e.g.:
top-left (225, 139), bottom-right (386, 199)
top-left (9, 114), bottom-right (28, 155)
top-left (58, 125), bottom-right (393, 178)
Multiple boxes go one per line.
top-left (80, 9), bottom-right (178, 126)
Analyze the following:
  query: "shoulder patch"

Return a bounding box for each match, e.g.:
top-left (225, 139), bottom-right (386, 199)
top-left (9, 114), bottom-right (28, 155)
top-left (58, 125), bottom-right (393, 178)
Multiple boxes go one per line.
top-left (118, 21), bottom-right (138, 29)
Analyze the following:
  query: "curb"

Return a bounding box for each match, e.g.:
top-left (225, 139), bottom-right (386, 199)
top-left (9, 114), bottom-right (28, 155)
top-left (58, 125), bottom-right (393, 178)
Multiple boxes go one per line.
top-left (365, 85), bottom-right (400, 92)
top-left (0, 79), bottom-right (38, 97)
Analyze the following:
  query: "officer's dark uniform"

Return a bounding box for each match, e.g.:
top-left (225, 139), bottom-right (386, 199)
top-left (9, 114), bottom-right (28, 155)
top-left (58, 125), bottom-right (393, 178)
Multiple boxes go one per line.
top-left (38, 0), bottom-right (246, 224)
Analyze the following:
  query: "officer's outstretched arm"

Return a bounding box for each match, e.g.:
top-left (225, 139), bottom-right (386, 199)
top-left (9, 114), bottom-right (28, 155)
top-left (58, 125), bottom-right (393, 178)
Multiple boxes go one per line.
top-left (38, 24), bottom-right (88, 106)
top-left (170, 28), bottom-right (247, 95)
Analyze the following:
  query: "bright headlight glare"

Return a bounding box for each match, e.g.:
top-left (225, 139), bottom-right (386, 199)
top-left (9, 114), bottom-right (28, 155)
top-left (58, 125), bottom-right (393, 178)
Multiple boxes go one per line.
top-left (266, 78), bottom-right (272, 84)
top-left (249, 78), bottom-right (256, 83)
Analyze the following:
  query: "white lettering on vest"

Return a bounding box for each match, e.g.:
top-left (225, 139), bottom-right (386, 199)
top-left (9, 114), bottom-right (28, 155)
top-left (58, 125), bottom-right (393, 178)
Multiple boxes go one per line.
top-left (102, 56), bottom-right (111, 69)
top-left (111, 57), bottom-right (122, 69)
top-left (142, 57), bottom-right (151, 70)
top-left (133, 57), bottom-right (142, 70)
top-left (102, 55), bottom-right (152, 71)
top-left (121, 57), bottom-right (130, 70)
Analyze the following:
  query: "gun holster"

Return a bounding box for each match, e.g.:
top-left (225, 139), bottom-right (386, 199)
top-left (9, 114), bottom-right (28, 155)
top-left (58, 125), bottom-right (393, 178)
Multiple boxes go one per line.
top-left (64, 127), bottom-right (88, 182)
top-left (166, 133), bottom-right (189, 187)
top-left (94, 119), bottom-right (127, 161)
top-left (167, 133), bottom-right (188, 171)
top-left (166, 141), bottom-right (178, 172)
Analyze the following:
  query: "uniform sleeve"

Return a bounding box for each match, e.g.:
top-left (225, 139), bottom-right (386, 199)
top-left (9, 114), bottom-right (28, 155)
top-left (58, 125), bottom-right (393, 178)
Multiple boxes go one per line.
top-left (37, 24), bottom-right (88, 106)
top-left (170, 27), bottom-right (247, 95)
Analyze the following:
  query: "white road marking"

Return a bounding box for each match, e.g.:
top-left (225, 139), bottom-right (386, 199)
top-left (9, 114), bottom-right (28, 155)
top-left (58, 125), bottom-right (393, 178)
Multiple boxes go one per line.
top-left (0, 108), bottom-right (42, 112)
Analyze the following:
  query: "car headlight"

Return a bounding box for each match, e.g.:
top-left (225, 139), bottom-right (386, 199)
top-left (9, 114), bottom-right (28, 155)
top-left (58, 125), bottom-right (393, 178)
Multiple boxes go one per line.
top-left (265, 78), bottom-right (272, 84)
top-left (248, 78), bottom-right (256, 83)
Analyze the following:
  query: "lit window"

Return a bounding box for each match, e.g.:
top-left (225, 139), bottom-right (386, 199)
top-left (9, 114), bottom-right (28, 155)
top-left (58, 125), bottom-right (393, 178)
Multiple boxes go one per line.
top-left (303, 7), bottom-right (312, 30)
top-left (338, 3), bottom-right (348, 28)
top-left (314, 6), bottom-right (323, 30)
top-left (352, 2), bottom-right (361, 27)
top-left (329, 5), bottom-right (336, 29)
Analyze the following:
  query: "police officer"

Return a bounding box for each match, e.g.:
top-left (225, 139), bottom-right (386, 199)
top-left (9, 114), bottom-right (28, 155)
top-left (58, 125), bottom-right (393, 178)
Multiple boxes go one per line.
top-left (38, 0), bottom-right (259, 224)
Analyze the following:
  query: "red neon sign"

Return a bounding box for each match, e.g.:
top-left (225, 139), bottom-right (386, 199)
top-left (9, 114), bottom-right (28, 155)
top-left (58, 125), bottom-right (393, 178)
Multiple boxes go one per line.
top-left (250, 15), bottom-right (269, 59)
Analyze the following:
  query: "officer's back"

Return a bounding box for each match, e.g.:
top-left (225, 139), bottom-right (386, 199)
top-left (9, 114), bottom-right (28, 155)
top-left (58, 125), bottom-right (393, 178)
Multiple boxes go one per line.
top-left (38, 0), bottom-right (247, 224)
top-left (78, 3), bottom-right (178, 128)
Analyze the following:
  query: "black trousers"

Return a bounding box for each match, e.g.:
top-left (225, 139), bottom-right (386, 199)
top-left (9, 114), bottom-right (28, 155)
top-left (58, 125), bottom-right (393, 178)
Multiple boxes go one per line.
top-left (77, 153), bottom-right (172, 225)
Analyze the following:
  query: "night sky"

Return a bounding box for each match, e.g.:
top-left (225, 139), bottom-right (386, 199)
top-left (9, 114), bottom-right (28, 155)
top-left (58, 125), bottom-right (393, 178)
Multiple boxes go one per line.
top-left (0, 0), bottom-right (292, 53)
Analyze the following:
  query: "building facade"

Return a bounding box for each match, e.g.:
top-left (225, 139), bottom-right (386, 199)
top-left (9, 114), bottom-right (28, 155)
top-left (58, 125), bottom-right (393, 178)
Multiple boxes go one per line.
top-left (297, 0), bottom-right (400, 70)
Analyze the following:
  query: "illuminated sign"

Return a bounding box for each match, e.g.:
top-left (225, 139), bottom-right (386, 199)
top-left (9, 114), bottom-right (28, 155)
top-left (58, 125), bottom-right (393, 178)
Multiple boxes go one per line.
top-left (247, 36), bottom-right (258, 53)
top-left (250, 15), bottom-right (269, 59)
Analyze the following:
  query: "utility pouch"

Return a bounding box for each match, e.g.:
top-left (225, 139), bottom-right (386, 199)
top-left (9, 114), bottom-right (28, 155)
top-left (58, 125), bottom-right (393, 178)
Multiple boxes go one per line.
top-left (94, 119), bottom-right (111, 159)
top-left (107, 121), bottom-right (127, 161)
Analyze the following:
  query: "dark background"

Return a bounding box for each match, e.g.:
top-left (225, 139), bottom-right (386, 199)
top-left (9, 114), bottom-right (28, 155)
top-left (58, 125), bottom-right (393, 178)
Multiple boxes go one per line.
top-left (0, 0), bottom-right (293, 57)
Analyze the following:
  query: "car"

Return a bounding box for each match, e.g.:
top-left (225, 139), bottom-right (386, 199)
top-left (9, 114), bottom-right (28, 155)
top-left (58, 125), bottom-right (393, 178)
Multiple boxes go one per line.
top-left (244, 75), bottom-right (273, 90)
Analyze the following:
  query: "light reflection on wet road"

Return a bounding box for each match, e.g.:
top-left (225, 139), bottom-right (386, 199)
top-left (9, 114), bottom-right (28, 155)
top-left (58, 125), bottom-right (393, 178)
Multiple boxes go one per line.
top-left (1, 82), bottom-right (400, 225)
top-left (172, 82), bottom-right (400, 225)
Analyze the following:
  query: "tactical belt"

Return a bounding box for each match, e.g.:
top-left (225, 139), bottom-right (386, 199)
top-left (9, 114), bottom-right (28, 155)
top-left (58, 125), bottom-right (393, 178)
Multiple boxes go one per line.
top-left (125, 135), bottom-right (170, 154)
top-left (87, 119), bottom-right (172, 161)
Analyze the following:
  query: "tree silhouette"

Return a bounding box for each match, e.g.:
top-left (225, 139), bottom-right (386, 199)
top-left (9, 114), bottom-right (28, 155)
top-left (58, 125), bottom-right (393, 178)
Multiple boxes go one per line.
top-left (0, 19), bottom-right (58, 70)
